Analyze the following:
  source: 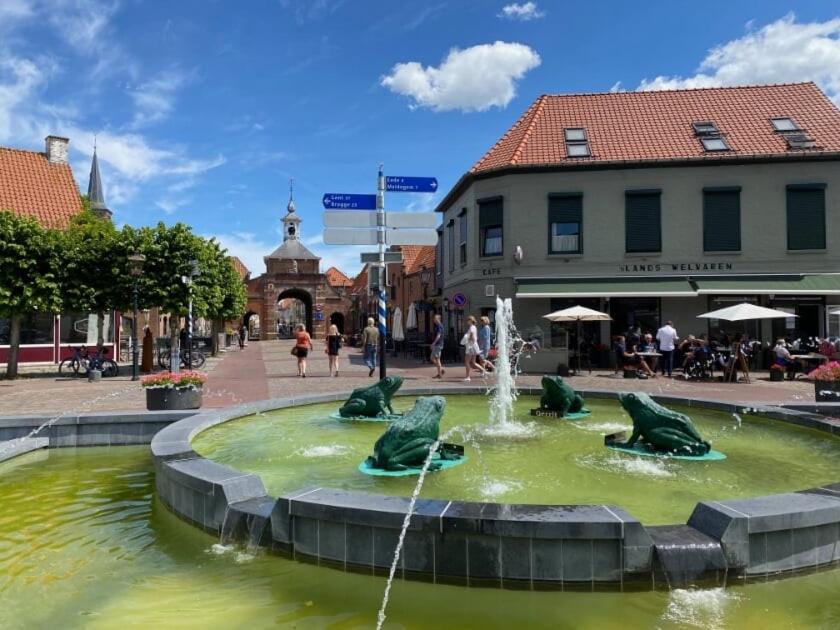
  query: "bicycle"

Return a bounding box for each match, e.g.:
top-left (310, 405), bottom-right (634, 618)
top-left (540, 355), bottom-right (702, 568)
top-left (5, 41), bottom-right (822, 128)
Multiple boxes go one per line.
top-left (59, 346), bottom-right (90, 377)
top-left (88, 346), bottom-right (119, 377)
top-left (158, 342), bottom-right (206, 370)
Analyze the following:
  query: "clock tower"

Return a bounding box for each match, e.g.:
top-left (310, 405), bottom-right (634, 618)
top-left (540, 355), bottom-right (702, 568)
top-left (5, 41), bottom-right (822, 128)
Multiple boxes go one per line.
top-left (283, 178), bottom-right (301, 241)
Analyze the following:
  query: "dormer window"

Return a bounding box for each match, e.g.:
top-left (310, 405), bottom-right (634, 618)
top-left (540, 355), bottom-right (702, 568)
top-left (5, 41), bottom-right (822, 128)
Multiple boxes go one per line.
top-left (693, 121), bottom-right (730, 152)
top-left (564, 128), bottom-right (590, 157)
top-left (771, 117), bottom-right (799, 132)
top-left (782, 132), bottom-right (816, 150)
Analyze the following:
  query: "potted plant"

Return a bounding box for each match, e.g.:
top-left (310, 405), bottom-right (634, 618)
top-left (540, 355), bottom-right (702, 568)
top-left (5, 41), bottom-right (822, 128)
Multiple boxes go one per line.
top-left (807, 361), bottom-right (840, 402)
top-left (769, 363), bottom-right (785, 382)
top-left (142, 371), bottom-right (206, 410)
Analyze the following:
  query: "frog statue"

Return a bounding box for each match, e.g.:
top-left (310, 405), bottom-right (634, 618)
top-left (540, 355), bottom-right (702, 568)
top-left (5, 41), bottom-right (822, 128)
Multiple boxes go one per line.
top-left (339, 376), bottom-right (404, 418)
top-left (365, 396), bottom-right (455, 471)
top-left (539, 375), bottom-right (588, 416)
top-left (617, 392), bottom-right (711, 455)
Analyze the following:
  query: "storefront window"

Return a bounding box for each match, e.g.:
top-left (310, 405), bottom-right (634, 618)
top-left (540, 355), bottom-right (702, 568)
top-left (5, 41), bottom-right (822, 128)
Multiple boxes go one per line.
top-left (0, 313), bottom-right (55, 345)
top-left (769, 298), bottom-right (823, 341)
top-left (60, 313), bottom-right (114, 344)
top-left (609, 298), bottom-right (660, 339)
top-left (550, 298), bottom-right (601, 350)
top-left (705, 297), bottom-right (758, 344)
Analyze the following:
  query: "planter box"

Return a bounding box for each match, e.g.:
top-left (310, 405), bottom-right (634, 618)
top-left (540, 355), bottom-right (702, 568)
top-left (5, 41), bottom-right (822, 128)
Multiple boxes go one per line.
top-left (769, 370), bottom-right (784, 382)
top-left (146, 386), bottom-right (203, 411)
top-left (813, 381), bottom-right (840, 402)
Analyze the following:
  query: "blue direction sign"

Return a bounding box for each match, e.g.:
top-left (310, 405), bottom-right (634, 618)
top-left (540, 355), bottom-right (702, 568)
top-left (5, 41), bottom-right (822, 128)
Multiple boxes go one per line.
top-left (322, 193), bottom-right (377, 210)
top-left (385, 176), bottom-right (438, 193)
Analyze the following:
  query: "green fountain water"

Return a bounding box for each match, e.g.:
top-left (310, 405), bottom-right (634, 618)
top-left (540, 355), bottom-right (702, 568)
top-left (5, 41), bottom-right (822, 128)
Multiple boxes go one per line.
top-left (2, 445), bottom-right (840, 628)
top-left (193, 395), bottom-right (840, 525)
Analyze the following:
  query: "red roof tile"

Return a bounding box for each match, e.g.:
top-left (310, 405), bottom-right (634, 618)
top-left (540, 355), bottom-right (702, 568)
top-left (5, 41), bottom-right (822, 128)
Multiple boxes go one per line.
top-left (230, 256), bottom-right (250, 280)
top-left (405, 246), bottom-right (435, 275)
top-left (351, 265), bottom-right (369, 295)
top-left (0, 146), bottom-right (82, 228)
top-left (471, 83), bottom-right (840, 173)
top-left (325, 266), bottom-right (352, 287)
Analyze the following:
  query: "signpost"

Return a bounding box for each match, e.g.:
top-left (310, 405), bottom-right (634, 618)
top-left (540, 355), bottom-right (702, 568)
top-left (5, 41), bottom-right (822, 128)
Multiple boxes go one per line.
top-left (322, 166), bottom-right (439, 378)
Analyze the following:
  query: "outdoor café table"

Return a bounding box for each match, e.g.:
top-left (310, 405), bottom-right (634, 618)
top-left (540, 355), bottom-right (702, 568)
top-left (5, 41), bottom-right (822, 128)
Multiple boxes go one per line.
top-left (636, 351), bottom-right (661, 370)
top-left (790, 353), bottom-right (828, 379)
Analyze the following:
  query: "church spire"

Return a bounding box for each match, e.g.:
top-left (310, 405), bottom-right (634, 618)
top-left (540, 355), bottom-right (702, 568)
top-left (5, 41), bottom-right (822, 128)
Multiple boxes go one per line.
top-left (282, 177), bottom-right (301, 241)
top-left (87, 139), bottom-right (112, 220)
top-left (287, 177), bottom-right (296, 214)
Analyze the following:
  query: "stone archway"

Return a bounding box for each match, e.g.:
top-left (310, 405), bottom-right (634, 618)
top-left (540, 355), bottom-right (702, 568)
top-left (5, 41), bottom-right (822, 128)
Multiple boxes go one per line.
top-left (329, 311), bottom-right (345, 334)
top-left (277, 288), bottom-right (313, 338)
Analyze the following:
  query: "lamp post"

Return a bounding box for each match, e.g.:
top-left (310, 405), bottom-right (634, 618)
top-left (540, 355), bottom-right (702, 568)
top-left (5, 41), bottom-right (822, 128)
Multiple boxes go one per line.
top-left (181, 259), bottom-right (201, 370)
top-left (128, 252), bottom-right (146, 381)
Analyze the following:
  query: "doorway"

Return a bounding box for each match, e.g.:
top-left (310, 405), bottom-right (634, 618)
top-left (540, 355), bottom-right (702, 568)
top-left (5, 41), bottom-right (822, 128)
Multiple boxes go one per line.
top-left (329, 311), bottom-right (345, 334)
top-left (276, 288), bottom-right (313, 338)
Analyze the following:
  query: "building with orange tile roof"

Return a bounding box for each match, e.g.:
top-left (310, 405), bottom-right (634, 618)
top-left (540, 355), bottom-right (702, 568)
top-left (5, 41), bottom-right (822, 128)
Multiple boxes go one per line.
top-left (436, 84), bottom-right (840, 372)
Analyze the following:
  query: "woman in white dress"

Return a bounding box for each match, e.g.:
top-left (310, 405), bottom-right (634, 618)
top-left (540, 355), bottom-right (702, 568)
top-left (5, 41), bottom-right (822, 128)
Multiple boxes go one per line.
top-left (462, 315), bottom-right (486, 382)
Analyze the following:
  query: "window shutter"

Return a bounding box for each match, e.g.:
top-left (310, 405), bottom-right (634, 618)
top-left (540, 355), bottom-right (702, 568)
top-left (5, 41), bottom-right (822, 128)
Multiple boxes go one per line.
top-left (625, 191), bottom-right (661, 253)
top-left (703, 189), bottom-right (741, 251)
top-left (479, 198), bottom-right (503, 227)
top-left (787, 186), bottom-right (826, 250)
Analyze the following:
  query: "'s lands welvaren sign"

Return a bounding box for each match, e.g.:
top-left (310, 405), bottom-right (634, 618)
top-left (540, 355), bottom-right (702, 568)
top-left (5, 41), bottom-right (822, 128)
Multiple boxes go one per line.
top-left (619, 262), bottom-right (734, 273)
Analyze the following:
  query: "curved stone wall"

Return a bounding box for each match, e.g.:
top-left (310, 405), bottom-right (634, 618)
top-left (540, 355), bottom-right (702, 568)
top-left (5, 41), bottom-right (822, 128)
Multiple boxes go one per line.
top-left (150, 388), bottom-right (840, 589)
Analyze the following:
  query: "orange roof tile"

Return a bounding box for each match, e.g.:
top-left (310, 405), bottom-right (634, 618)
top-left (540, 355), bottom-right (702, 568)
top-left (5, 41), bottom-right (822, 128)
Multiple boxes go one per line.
top-left (325, 266), bottom-right (352, 287)
top-left (0, 146), bottom-right (82, 228)
top-left (351, 265), bottom-right (369, 294)
top-left (471, 83), bottom-right (840, 173)
top-left (230, 256), bottom-right (250, 280)
top-left (405, 246), bottom-right (435, 275)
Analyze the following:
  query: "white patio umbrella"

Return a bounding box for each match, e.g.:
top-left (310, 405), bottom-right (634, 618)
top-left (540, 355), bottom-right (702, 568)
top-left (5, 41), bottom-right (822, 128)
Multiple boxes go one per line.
top-left (830, 308), bottom-right (840, 316)
top-left (697, 303), bottom-right (797, 322)
top-left (392, 307), bottom-right (405, 342)
top-left (543, 306), bottom-right (612, 374)
top-left (406, 302), bottom-right (418, 329)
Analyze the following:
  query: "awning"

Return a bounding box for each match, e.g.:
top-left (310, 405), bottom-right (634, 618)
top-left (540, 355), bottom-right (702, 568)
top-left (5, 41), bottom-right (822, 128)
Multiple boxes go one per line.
top-left (693, 274), bottom-right (840, 295)
top-left (516, 277), bottom-right (696, 298)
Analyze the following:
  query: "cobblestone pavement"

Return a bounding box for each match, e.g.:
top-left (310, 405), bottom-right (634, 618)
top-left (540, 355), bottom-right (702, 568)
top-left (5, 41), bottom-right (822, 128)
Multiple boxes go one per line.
top-left (0, 339), bottom-right (822, 416)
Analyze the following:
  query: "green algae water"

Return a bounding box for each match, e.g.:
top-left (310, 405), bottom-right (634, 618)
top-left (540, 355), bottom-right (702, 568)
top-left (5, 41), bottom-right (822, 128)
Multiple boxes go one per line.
top-left (194, 395), bottom-right (840, 525)
top-left (1, 446), bottom-right (840, 628)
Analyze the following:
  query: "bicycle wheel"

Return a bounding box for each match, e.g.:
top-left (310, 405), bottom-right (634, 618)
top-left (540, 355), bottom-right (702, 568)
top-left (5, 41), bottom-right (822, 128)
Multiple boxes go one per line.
top-left (59, 358), bottom-right (79, 376)
top-left (189, 351), bottom-right (206, 369)
top-left (101, 360), bottom-right (119, 378)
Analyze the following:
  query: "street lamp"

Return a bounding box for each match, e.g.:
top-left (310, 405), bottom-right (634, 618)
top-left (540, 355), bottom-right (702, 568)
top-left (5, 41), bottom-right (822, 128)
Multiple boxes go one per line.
top-left (180, 259), bottom-right (201, 370)
top-left (128, 252), bottom-right (146, 381)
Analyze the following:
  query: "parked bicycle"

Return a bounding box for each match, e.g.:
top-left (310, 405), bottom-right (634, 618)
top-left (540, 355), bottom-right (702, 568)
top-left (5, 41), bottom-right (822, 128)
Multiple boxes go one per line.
top-left (157, 340), bottom-right (206, 370)
top-left (59, 346), bottom-right (119, 377)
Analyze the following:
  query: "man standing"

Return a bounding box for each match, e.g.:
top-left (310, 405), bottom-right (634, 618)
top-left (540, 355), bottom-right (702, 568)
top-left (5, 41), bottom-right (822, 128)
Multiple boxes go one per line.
top-left (656, 320), bottom-right (678, 377)
top-left (430, 313), bottom-right (445, 379)
top-left (361, 317), bottom-right (379, 377)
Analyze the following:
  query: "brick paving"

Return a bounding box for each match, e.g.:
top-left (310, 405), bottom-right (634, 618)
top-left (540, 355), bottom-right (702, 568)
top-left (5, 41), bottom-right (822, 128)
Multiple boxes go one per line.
top-left (0, 339), bottom-right (822, 416)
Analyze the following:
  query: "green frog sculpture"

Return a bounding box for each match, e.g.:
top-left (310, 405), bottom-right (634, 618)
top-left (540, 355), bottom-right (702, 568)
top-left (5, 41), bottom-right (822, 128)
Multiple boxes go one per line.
top-left (533, 375), bottom-right (589, 418)
top-left (339, 376), bottom-right (404, 418)
top-left (616, 392), bottom-right (711, 456)
top-left (363, 396), bottom-right (463, 472)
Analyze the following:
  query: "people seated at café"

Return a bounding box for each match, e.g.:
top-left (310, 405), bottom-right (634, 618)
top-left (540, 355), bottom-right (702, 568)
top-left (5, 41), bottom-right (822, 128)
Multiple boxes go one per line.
top-left (614, 335), bottom-right (656, 378)
top-left (773, 338), bottom-right (797, 380)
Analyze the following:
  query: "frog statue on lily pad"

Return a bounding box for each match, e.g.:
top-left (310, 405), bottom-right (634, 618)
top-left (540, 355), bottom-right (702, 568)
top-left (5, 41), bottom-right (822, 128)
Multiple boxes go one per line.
top-left (617, 392), bottom-right (711, 456)
top-left (365, 396), bottom-right (457, 471)
top-left (539, 375), bottom-right (588, 417)
top-left (339, 376), bottom-right (403, 418)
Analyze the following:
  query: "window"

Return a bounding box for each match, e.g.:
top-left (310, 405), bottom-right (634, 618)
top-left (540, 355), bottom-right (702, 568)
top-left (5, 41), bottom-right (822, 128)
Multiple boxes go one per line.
top-left (786, 184), bottom-right (826, 250)
top-left (692, 121), bottom-right (719, 135)
top-left (435, 227), bottom-right (443, 275)
top-left (0, 313), bottom-right (54, 345)
top-left (447, 219), bottom-right (455, 272)
top-left (564, 128), bottom-right (590, 157)
top-left (703, 187), bottom-right (741, 252)
top-left (782, 132), bottom-right (816, 150)
top-left (701, 137), bottom-right (729, 152)
top-left (693, 121), bottom-right (730, 152)
top-left (548, 193), bottom-right (582, 254)
top-left (458, 209), bottom-right (467, 265)
top-left (625, 190), bottom-right (661, 253)
top-left (771, 117), bottom-right (799, 132)
top-left (479, 197), bottom-right (503, 257)
top-left (60, 312), bottom-right (114, 344)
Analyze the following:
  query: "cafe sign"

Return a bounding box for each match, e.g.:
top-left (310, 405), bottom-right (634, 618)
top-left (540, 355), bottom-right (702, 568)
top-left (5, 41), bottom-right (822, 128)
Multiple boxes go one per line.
top-left (619, 262), bottom-right (734, 273)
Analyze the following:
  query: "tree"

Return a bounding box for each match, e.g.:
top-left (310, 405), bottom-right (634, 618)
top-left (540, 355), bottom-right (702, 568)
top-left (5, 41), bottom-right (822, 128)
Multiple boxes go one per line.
top-left (0, 211), bottom-right (61, 378)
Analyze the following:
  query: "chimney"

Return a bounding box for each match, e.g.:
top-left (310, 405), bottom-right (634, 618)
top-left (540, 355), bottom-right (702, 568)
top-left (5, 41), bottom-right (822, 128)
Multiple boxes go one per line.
top-left (45, 135), bottom-right (69, 164)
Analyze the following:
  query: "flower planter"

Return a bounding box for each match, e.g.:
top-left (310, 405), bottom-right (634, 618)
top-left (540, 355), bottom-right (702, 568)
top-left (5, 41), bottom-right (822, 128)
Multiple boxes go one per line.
top-left (813, 381), bottom-right (840, 402)
top-left (145, 386), bottom-right (203, 411)
top-left (769, 370), bottom-right (784, 382)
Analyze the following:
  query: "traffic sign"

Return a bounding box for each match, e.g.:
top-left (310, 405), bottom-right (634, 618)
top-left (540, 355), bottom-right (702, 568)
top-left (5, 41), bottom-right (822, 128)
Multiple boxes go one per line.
top-left (361, 252), bottom-right (403, 264)
top-left (323, 227), bottom-right (378, 246)
top-left (385, 176), bottom-right (438, 193)
top-left (386, 213), bottom-right (438, 229)
top-left (322, 193), bottom-right (377, 210)
top-left (323, 211), bottom-right (378, 228)
top-left (385, 229), bottom-right (438, 246)
top-left (452, 293), bottom-right (467, 307)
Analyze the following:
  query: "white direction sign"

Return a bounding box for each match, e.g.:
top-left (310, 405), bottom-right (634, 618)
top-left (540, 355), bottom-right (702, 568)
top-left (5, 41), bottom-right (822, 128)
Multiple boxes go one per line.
top-left (361, 252), bottom-right (403, 264)
top-left (323, 211), bottom-right (378, 228)
top-left (385, 229), bottom-right (438, 246)
top-left (323, 227), bottom-right (378, 246)
top-left (385, 213), bottom-right (438, 229)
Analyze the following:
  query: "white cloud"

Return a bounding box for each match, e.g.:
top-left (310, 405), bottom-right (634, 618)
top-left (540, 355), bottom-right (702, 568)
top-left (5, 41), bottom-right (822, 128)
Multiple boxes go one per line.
top-left (209, 232), bottom-right (273, 276)
top-left (381, 41), bottom-right (541, 112)
top-left (129, 69), bottom-right (189, 128)
top-left (497, 2), bottom-right (544, 21)
top-left (155, 197), bottom-right (190, 215)
top-left (637, 14), bottom-right (840, 105)
top-left (0, 0), bottom-right (33, 20)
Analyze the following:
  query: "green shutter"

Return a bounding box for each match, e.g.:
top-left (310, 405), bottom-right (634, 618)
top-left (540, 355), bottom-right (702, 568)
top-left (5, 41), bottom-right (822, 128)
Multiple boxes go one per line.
top-left (703, 189), bottom-right (741, 251)
top-left (548, 194), bottom-right (582, 253)
top-left (478, 198), bottom-right (503, 227)
top-left (625, 191), bottom-right (661, 253)
top-left (787, 186), bottom-right (826, 250)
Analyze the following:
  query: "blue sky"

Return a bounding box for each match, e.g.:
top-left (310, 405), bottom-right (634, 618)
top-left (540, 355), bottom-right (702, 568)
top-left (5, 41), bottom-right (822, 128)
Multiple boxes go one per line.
top-left (1, 1), bottom-right (839, 275)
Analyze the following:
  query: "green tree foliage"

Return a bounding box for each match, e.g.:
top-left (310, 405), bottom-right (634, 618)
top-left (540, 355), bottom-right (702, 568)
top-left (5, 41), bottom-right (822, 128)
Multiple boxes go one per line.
top-left (0, 211), bottom-right (61, 378)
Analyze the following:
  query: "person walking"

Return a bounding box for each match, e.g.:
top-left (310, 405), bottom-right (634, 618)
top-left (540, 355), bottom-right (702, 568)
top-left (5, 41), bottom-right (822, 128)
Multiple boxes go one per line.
top-left (293, 323), bottom-right (313, 377)
top-left (430, 313), bottom-right (445, 379)
top-left (326, 324), bottom-right (342, 377)
top-left (461, 315), bottom-right (485, 382)
top-left (477, 315), bottom-right (495, 373)
top-left (656, 320), bottom-right (678, 377)
top-left (361, 317), bottom-right (379, 377)
top-left (238, 323), bottom-right (247, 350)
